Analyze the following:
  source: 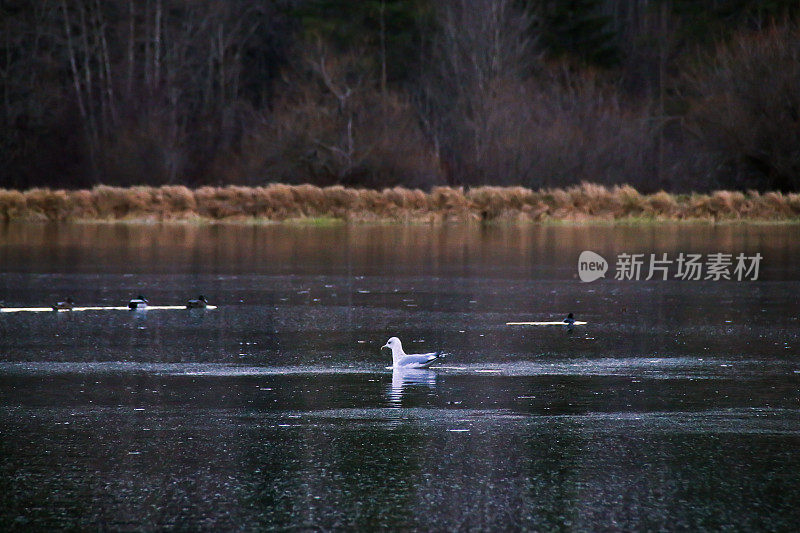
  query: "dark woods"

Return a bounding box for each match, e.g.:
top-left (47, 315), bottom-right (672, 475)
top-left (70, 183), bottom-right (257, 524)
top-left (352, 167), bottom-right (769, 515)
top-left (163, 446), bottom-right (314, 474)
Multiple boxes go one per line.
top-left (2, 0), bottom-right (799, 192)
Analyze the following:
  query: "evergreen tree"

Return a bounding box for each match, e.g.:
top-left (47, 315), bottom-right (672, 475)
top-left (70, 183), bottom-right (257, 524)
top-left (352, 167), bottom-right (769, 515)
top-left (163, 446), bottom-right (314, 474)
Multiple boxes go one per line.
top-left (290, 0), bottom-right (432, 85)
top-left (669, 0), bottom-right (800, 46)
top-left (537, 0), bottom-right (620, 67)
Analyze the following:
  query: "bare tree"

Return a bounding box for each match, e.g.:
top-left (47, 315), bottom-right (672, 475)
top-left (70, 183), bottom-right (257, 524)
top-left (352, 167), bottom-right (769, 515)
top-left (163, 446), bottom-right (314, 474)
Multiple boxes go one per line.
top-left (684, 24), bottom-right (800, 190)
top-left (420, 0), bottom-right (536, 185)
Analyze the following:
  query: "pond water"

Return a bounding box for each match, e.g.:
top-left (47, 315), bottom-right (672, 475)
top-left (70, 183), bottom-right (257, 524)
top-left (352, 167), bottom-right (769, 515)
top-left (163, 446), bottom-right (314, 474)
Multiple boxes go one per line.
top-left (1, 223), bottom-right (799, 530)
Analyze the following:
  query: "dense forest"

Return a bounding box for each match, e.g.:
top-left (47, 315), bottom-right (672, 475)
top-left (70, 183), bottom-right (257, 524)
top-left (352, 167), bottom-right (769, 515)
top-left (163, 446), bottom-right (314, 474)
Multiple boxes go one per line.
top-left (2, 0), bottom-right (799, 192)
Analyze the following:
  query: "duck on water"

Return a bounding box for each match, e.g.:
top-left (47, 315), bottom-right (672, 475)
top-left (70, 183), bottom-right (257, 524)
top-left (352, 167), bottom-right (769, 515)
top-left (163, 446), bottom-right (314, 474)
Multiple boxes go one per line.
top-left (52, 297), bottom-right (75, 311)
top-left (186, 295), bottom-right (209, 309)
top-left (128, 295), bottom-right (148, 309)
top-left (563, 312), bottom-right (576, 332)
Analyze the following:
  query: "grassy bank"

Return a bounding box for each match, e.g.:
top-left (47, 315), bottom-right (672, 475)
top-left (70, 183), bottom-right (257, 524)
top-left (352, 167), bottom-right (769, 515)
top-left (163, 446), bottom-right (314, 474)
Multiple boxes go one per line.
top-left (2, 184), bottom-right (800, 224)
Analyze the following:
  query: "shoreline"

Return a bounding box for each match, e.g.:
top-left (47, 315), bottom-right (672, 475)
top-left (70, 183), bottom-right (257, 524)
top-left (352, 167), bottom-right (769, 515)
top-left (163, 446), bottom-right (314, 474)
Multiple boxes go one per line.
top-left (2, 183), bottom-right (800, 224)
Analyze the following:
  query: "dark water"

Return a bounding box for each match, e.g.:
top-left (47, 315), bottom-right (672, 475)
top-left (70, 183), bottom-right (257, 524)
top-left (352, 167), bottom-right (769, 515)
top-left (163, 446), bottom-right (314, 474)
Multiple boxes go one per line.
top-left (1, 223), bottom-right (799, 530)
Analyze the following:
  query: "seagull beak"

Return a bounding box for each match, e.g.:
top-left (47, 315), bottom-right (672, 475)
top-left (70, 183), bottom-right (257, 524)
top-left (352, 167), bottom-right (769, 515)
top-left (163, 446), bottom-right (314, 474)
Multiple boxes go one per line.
top-left (381, 344), bottom-right (389, 350)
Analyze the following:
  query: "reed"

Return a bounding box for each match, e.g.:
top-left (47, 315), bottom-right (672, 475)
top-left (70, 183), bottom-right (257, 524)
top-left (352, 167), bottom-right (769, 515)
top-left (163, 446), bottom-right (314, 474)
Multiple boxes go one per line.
top-left (1, 184), bottom-right (799, 223)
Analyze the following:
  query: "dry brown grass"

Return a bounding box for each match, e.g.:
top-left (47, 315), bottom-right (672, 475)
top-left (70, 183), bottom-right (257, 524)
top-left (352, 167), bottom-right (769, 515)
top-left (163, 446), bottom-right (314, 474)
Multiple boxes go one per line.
top-left (646, 191), bottom-right (679, 217)
top-left (1, 184), bottom-right (799, 223)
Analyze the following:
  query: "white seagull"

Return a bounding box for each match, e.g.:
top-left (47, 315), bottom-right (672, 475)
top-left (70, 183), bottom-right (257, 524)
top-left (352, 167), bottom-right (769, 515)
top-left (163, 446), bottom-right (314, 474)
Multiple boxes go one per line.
top-left (382, 337), bottom-right (443, 369)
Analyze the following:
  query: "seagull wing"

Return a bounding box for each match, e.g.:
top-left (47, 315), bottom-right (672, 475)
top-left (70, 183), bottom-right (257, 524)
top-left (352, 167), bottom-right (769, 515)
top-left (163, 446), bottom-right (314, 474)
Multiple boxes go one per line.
top-left (398, 351), bottom-right (442, 369)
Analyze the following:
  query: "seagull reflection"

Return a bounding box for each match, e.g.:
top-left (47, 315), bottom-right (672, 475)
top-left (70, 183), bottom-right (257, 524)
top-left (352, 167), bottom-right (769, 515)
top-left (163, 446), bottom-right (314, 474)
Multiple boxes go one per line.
top-left (386, 367), bottom-right (438, 407)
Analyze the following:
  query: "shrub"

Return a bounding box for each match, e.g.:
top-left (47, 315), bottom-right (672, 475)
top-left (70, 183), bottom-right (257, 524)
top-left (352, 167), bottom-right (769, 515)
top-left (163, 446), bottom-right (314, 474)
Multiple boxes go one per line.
top-left (685, 24), bottom-right (800, 191)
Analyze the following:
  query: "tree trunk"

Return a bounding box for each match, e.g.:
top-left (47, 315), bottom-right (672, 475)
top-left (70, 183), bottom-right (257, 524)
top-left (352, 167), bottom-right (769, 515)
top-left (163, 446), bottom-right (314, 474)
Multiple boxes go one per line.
top-left (60, 0), bottom-right (96, 170)
top-left (126, 0), bottom-right (135, 98)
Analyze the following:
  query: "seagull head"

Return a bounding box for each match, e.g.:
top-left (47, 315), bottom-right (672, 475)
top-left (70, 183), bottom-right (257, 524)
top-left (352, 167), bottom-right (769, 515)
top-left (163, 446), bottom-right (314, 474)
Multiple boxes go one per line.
top-left (382, 337), bottom-right (402, 351)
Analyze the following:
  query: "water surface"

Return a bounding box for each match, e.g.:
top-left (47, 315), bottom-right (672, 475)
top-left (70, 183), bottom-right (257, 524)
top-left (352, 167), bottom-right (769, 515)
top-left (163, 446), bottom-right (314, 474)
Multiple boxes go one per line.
top-left (1, 223), bottom-right (799, 530)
